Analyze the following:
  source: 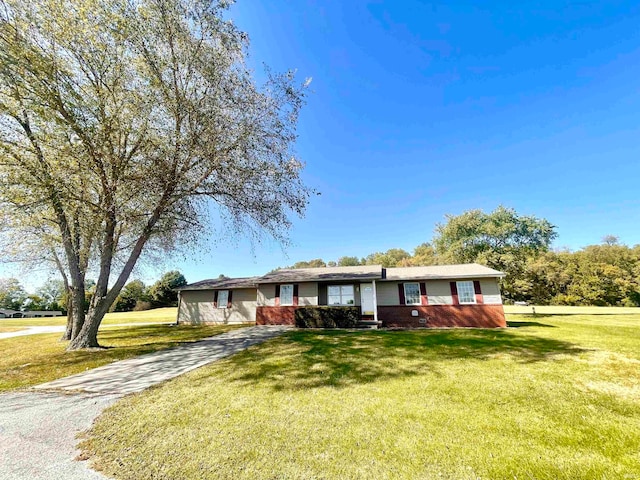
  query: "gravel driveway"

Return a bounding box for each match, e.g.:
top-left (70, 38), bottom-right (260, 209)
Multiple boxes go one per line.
top-left (0, 326), bottom-right (290, 480)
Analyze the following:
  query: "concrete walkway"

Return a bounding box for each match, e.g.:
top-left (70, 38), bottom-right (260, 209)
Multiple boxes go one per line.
top-left (0, 326), bottom-right (290, 480)
top-left (0, 322), bottom-right (173, 340)
top-left (35, 325), bottom-right (290, 394)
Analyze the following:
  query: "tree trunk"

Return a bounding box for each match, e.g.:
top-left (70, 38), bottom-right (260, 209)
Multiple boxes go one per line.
top-left (69, 284), bottom-right (86, 341)
top-left (61, 315), bottom-right (73, 341)
top-left (66, 202), bottom-right (163, 351)
top-left (60, 286), bottom-right (73, 341)
top-left (67, 300), bottom-right (110, 350)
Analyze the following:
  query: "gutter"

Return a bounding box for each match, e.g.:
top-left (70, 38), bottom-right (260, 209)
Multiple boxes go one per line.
top-left (175, 291), bottom-right (181, 326)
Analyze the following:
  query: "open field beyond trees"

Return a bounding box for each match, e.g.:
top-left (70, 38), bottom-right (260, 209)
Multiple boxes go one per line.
top-left (81, 312), bottom-right (640, 479)
top-left (0, 307), bottom-right (177, 327)
top-left (0, 326), bottom-right (25, 333)
top-left (0, 324), bottom-right (242, 392)
top-left (503, 304), bottom-right (640, 315)
top-left (2, 304), bottom-right (636, 329)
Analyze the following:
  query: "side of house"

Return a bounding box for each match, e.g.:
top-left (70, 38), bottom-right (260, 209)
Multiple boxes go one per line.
top-left (177, 264), bottom-right (506, 328)
top-left (176, 277), bottom-right (259, 325)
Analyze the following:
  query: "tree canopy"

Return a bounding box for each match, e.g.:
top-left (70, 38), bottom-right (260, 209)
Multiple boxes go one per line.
top-left (433, 206), bottom-right (557, 300)
top-left (0, 0), bottom-right (311, 349)
top-left (0, 278), bottom-right (27, 310)
top-left (281, 207), bottom-right (640, 306)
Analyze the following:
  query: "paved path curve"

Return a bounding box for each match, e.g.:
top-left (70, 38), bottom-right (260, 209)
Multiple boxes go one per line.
top-left (0, 326), bottom-right (290, 480)
top-left (0, 322), bottom-right (173, 340)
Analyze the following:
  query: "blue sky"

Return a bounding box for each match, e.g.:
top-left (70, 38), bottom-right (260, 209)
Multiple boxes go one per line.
top-left (4, 0), bottom-right (640, 289)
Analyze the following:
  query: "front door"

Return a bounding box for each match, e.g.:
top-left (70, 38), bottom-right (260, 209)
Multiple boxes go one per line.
top-left (360, 283), bottom-right (374, 315)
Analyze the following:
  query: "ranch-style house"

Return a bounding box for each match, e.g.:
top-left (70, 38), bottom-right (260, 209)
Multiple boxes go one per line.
top-left (176, 264), bottom-right (507, 328)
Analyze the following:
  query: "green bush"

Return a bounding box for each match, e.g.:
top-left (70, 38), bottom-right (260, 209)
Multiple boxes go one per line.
top-left (294, 306), bottom-right (360, 328)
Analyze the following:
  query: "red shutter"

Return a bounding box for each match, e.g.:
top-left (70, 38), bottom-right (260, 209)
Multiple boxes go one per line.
top-left (420, 282), bottom-right (428, 305)
top-left (227, 290), bottom-right (233, 308)
top-left (275, 284), bottom-right (280, 307)
top-left (473, 281), bottom-right (484, 304)
top-left (398, 284), bottom-right (406, 305)
top-left (213, 290), bottom-right (218, 308)
top-left (293, 284), bottom-right (299, 306)
top-left (450, 282), bottom-right (459, 305)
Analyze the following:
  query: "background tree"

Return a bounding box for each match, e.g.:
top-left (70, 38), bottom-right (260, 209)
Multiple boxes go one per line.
top-left (113, 280), bottom-right (149, 312)
top-left (433, 206), bottom-right (557, 301)
top-left (149, 271), bottom-right (187, 308)
top-left (363, 248), bottom-right (411, 267)
top-left (409, 243), bottom-right (438, 266)
top-left (291, 259), bottom-right (326, 269)
top-left (0, 0), bottom-right (310, 349)
top-left (36, 279), bottom-right (66, 312)
top-left (337, 256), bottom-right (361, 267)
top-left (0, 278), bottom-right (27, 310)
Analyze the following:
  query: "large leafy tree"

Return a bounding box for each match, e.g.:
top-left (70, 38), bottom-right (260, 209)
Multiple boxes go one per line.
top-left (113, 279), bottom-right (149, 312)
top-left (0, 278), bottom-right (27, 310)
top-left (36, 279), bottom-right (66, 311)
top-left (433, 206), bottom-right (557, 300)
top-left (363, 248), bottom-right (412, 267)
top-left (149, 271), bottom-right (186, 307)
top-left (0, 0), bottom-right (310, 349)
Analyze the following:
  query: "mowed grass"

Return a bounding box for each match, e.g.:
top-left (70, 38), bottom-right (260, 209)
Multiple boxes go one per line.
top-left (0, 324), bottom-right (242, 392)
top-left (0, 326), bottom-right (25, 333)
top-left (504, 304), bottom-right (640, 315)
top-left (0, 307), bottom-right (177, 327)
top-left (81, 314), bottom-right (640, 479)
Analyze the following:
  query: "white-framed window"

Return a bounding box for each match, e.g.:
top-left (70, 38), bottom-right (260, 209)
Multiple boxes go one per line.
top-left (280, 284), bottom-right (294, 306)
top-left (403, 282), bottom-right (421, 305)
top-left (457, 281), bottom-right (476, 304)
top-left (328, 285), bottom-right (355, 305)
top-left (217, 289), bottom-right (229, 309)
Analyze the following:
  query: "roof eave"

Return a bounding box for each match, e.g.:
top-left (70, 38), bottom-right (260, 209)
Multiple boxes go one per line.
top-left (382, 273), bottom-right (505, 281)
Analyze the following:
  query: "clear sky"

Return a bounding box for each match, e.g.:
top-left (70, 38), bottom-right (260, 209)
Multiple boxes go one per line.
top-left (4, 0), bottom-right (640, 289)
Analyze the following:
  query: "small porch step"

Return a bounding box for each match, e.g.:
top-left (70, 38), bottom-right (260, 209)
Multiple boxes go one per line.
top-left (356, 320), bottom-right (381, 330)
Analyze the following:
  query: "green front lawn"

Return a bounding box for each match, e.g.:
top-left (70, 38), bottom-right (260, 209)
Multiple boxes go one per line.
top-left (0, 326), bottom-right (25, 333)
top-left (81, 314), bottom-right (640, 479)
top-left (0, 307), bottom-right (178, 327)
top-left (0, 324), bottom-right (242, 392)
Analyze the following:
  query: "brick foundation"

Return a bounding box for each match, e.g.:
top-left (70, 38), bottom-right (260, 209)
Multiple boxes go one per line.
top-left (256, 304), bottom-right (506, 328)
top-left (377, 305), bottom-right (506, 328)
top-left (256, 306), bottom-right (298, 325)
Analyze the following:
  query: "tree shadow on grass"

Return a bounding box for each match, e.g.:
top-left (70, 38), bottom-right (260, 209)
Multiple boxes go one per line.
top-left (507, 321), bottom-right (556, 328)
top-left (214, 329), bottom-right (589, 391)
top-left (52, 325), bottom-right (238, 368)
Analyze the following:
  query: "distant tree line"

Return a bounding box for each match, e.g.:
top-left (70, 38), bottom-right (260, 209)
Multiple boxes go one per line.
top-left (285, 206), bottom-right (640, 307)
top-left (0, 271), bottom-right (187, 314)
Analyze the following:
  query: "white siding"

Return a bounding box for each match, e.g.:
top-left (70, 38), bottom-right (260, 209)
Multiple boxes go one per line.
top-left (257, 282), bottom-right (318, 306)
top-left (480, 279), bottom-right (502, 304)
top-left (257, 284), bottom-right (276, 307)
top-left (376, 280), bottom-right (454, 306)
top-left (298, 282), bottom-right (318, 305)
top-left (426, 280), bottom-right (454, 305)
top-left (376, 282), bottom-right (400, 306)
top-left (376, 279), bottom-right (502, 305)
top-left (178, 288), bottom-right (256, 324)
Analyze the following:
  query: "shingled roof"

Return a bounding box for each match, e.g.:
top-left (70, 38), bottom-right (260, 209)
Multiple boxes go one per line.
top-left (384, 263), bottom-right (505, 281)
top-left (177, 264), bottom-right (505, 291)
top-left (257, 265), bottom-right (383, 283)
top-left (177, 277), bottom-right (259, 291)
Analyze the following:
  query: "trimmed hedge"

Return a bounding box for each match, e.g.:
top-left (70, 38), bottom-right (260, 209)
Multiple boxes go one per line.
top-left (294, 306), bottom-right (360, 328)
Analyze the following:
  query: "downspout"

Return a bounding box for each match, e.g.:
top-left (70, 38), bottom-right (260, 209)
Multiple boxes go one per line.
top-left (175, 291), bottom-right (182, 326)
top-left (372, 279), bottom-right (378, 324)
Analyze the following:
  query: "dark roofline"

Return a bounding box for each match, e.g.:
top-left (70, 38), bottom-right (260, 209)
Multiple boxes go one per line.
top-left (256, 266), bottom-right (383, 284)
top-left (177, 277), bottom-right (259, 291)
top-left (178, 264), bottom-right (505, 291)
